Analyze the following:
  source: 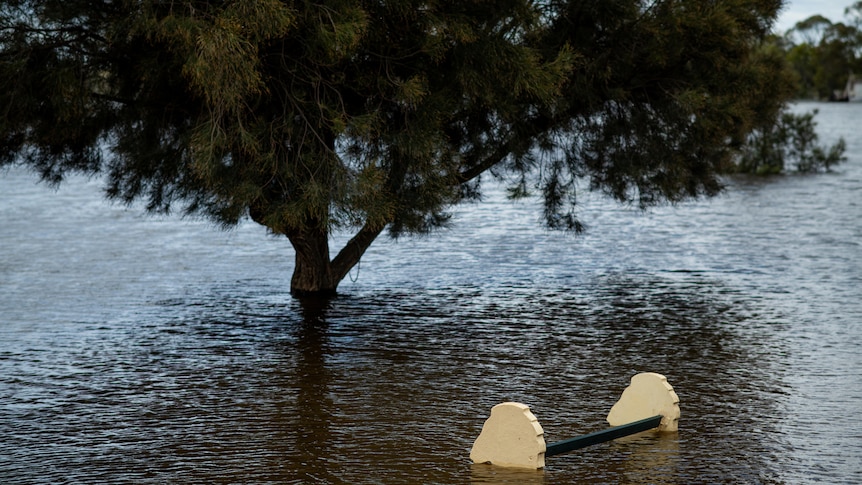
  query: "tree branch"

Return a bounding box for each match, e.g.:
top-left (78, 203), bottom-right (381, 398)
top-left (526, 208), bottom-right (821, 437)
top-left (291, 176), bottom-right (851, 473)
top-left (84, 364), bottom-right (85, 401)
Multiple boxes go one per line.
top-left (330, 222), bottom-right (387, 282)
top-left (455, 114), bottom-right (555, 185)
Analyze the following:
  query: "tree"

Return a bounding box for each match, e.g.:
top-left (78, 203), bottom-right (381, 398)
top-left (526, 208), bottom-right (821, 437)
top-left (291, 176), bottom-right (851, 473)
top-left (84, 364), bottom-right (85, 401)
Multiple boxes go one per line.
top-left (735, 109), bottom-right (846, 174)
top-left (782, 10), bottom-right (862, 99)
top-left (818, 21), bottom-right (862, 99)
top-left (1, 0), bottom-right (794, 296)
top-left (784, 41), bottom-right (819, 98)
top-left (789, 14), bottom-right (833, 45)
top-left (846, 1), bottom-right (862, 28)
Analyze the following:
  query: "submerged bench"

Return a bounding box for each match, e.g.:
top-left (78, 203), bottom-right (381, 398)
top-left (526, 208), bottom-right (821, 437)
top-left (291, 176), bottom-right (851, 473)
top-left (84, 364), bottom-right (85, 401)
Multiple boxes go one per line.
top-left (470, 372), bottom-right (680, 469)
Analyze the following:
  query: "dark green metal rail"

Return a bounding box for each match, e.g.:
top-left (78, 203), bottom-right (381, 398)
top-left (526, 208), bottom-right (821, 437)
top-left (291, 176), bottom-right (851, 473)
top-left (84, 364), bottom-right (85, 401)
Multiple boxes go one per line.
top-left (544, 415), bottom-right (663, 457)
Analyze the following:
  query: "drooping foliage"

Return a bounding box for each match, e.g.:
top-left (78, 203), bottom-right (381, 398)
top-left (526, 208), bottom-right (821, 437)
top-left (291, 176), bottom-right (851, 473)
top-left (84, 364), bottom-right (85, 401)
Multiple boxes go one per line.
top-left (1, 0), bottom-right (794, 294)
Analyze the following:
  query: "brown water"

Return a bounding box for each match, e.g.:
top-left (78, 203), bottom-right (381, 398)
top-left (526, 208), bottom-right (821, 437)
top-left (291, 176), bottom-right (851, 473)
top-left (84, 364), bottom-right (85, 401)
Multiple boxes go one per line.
top-left (1, 102), bottom-right (860, 484)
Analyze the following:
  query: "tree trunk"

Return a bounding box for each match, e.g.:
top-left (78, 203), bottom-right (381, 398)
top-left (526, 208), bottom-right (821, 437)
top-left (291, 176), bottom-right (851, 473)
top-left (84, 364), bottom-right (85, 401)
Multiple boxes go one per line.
top-left (287, 227), bottom-right (337, 297)
top-left (287, 223), bottom-right (386, 297)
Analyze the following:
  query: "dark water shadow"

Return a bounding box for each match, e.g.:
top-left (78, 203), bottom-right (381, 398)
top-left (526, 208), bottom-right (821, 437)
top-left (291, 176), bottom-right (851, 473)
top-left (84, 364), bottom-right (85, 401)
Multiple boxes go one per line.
top-left (470, 463), bottom-right (546, 484)
top-left (274, 295), bottom-right (337, 483)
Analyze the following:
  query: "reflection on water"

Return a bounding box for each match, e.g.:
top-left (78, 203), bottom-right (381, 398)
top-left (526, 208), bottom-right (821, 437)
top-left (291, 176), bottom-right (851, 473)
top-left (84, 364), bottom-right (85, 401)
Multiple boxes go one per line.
top-left (1, 102), bottom-right (861, 483)
top-left (286, 298), bottom-right (336, 483)
top-left (470, 463), bottom-right (547, 484)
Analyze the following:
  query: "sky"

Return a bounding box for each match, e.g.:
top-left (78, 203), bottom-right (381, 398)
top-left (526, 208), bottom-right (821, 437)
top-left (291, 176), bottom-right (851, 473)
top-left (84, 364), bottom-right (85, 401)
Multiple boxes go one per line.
top-left (775, 0), bottom-right (854, 33)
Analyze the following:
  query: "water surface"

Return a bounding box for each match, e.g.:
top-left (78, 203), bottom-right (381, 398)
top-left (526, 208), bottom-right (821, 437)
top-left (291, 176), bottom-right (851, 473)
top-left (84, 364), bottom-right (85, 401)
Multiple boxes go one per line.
top-left (1, 102), bottom-right (860, 483)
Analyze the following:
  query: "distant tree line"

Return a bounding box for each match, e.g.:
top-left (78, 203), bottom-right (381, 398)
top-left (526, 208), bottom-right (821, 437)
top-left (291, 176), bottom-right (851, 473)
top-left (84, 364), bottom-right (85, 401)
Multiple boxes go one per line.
top-left (726, 5), bottom-right (861, 176)
top-left (775, 2), bottom-right (862, 99)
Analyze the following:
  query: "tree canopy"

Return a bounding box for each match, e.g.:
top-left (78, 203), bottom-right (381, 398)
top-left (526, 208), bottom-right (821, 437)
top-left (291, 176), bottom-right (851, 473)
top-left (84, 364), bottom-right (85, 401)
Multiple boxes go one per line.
top-left (779, 2), bottom-right (862, 99)
top-left (1, 0), bottom-right (794, 295)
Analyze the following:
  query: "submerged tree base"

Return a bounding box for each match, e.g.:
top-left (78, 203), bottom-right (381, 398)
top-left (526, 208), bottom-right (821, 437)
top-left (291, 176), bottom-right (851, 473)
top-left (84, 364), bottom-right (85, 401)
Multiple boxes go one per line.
top-left (291, 287), bottom-right (339, 299)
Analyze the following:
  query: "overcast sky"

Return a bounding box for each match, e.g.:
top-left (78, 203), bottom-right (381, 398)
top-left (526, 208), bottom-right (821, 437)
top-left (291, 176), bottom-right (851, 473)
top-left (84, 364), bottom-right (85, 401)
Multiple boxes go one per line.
top-left (775, 0), bottom-right (855, 32)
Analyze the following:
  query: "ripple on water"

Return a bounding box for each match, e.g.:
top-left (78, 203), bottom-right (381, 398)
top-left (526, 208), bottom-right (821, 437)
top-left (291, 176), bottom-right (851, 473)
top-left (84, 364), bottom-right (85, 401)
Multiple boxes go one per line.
top-left (2, 102), bottom-right (862, 483)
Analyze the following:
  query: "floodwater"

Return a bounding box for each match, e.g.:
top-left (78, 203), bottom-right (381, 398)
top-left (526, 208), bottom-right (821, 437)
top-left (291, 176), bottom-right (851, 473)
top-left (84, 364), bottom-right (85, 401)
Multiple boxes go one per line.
top-left (1, 102), bottom-right (860, 484)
